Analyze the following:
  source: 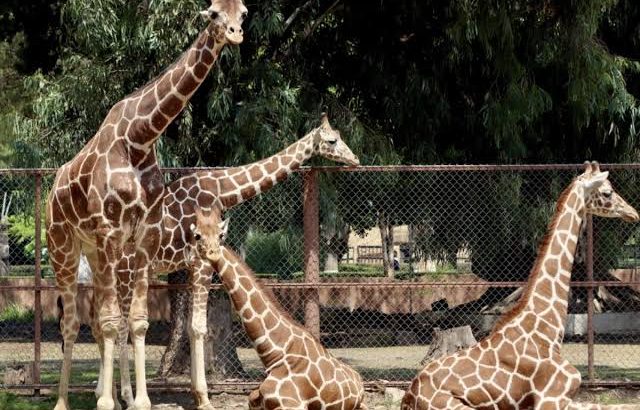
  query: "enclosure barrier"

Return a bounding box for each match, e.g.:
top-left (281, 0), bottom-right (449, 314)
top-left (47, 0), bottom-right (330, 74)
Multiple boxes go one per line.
top-left (0, 164), bottom-right (639, 396)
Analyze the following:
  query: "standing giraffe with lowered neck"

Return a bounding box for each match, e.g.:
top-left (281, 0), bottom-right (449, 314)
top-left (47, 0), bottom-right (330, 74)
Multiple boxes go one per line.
top-left (47, 2), bottom-right (248, 410)
top-left (191, 209), bottom-right (367, 410)
top-left (402, 162), bottom-right (640, 410)
top-left (91, 114), bottom-right (359, 409)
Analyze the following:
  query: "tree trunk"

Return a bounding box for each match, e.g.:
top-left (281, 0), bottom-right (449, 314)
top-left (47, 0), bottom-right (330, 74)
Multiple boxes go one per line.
top-left (378, 212), bottom-right (395, 279)
top-left (158, 271), bottom-right (246, 380)
top-left (204, 288), bottom-right (247, 380)
top-left (322, 222), bottom-right (339, 273)
top-left (158, 271), bottom-right (191, 377)
top-left (420, 326), bottom-right (477, 366)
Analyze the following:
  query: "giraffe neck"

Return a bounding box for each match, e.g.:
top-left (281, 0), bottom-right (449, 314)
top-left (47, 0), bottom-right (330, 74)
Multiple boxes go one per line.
top-left (497, 182), bottom-right (585, 344)
top-left (213, 131), bottom-right (317, 209)
top-left (118, 22), bottom-right (224, 150)
top-left (214, 247), bottom-right (295, 370)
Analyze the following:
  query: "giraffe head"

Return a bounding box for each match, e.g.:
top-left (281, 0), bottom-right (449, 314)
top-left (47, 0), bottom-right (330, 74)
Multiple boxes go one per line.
top-left (313, 113), bottom-right (360, 166)
top-left (190, 207), bottom-right (228, 263)
top-left (579, 161), bottom-right (639, 222)
top-left (201, 0), bottom-right (248, 45)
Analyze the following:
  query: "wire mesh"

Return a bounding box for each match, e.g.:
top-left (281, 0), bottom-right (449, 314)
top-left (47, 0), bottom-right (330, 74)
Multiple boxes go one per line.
top-left (0, 165), bottom-right (639, 394)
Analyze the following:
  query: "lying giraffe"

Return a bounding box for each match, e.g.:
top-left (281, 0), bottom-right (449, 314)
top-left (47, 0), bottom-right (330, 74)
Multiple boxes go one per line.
top-left (88, 114), bottom-right (359, 409)
top-left (402, 162), bottom-right (640, 410)
top-left (191, 208), bottom-right (367, 410)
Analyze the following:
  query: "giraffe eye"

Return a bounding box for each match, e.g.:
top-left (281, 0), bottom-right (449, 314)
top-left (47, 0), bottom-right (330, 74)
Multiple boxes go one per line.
top-left (194, 233), bottom-right (202, 241)
top-left (603, 191), bottom-right (613, 199)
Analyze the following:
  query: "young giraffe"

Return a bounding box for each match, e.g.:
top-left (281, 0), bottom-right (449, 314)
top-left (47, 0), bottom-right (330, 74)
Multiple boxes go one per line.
top-left (93, 114), bottom-right (359, 409)
top-left (191, 209), bottom-right (367, 410)
top-left (402, 162), bottom-right (640, 410)
top-left (47, 2), bottom-right (248, 410)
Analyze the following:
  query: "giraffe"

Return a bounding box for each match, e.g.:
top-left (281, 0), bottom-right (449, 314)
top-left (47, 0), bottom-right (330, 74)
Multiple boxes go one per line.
top-left (90, 114), bottom-right (360, 409)
top-left (401, 162), bottom-right (640, 410)
top-left (47, 2), bottom-right (248, 410)
top-left (191, 209), bottom-right (368, 410)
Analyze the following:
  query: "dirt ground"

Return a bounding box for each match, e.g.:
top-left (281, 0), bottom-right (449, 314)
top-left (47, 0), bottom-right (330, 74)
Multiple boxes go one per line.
top-left (145, 389), bottom-right (640, 409)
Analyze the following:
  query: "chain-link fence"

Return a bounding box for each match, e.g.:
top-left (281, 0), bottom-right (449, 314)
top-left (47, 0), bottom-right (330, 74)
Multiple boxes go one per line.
top-left (1, 165), bottom-right (640, 394)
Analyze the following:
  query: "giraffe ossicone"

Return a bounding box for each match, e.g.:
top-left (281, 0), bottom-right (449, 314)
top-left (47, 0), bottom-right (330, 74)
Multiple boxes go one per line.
top-left (191, 209), bottom-right (368, 410)
top-left (402, 161), bottom-right (639, 410)
top-left (48, 2), bottom-right (248, 410)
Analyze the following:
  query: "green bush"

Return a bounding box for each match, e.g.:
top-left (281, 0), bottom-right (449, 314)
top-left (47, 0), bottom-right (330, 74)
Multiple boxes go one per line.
top-left (245, 230), bottom-right (303, 280)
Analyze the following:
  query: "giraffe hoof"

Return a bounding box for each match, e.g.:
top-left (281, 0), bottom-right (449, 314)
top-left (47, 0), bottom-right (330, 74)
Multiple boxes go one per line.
top-left (196, 403), bottom-right (215, 410)
top-left (53, 398), bottom-right (70, 410)
top-left (127, 396), bottom-right (151, 410)
top-left (97, 396), bottom-right (116, 410)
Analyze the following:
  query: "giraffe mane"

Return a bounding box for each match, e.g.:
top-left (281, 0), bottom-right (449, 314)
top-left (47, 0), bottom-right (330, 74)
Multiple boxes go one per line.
top-left (221, 246), bottom-right (297, 323)
top-left (489, 179), bottom-right (577, 333)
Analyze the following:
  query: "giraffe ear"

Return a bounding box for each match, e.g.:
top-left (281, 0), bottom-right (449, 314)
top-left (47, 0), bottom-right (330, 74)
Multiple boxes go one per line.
top-left (584, 172), bottom-right (609, 190)
top-left (219, 219), bottom-right (229, 240)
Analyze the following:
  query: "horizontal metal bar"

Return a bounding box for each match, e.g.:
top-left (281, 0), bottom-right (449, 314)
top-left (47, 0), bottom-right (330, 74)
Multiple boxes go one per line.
top-left (299, 163), bottom-right (640, 172)
top-left (4, 379), bottom-right (638, 392)
top-left (4, 163), bottom-right (640, 176)
top-left (2, 281), bottom-right (640, 291)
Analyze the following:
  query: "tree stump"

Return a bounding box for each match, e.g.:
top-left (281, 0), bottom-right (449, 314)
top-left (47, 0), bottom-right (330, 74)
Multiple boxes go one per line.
top-left (4, 363), bottom-right (34, 386)
top-left (158, 271), bottom-right (246, 380)
top-left (420, 326), bottom-right (477, 366)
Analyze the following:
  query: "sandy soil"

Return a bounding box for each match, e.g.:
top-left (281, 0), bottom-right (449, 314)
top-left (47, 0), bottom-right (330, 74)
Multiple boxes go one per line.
top-left (146, 389), bottom-right (640, 410)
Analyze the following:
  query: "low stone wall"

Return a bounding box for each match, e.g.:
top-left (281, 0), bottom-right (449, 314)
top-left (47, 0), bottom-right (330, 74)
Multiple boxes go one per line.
top-left (0, 278), bottom-right (171, 323)
top-left (1, 274), bottom-right (487, 323)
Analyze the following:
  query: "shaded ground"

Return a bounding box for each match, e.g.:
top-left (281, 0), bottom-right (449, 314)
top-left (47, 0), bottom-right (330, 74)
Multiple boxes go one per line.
top-left (3, 388), bottom-right (640, 410)
top-left (1, 342), bottom-right (639, 383)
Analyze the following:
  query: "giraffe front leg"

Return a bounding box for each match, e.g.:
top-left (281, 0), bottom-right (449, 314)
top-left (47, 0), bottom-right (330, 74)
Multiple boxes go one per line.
top-left (95, 231), bottom-right (125, 410)
top-left (128, 264), bottom-right (151, 410)
top-left (188, 261), bottom-right (215, 410)
top-left (96, 284), bottom-right (122, 410)
top-left (91, 288), bottom-right (123, 410)
top-left (116, 251), bottom-right (135, 409)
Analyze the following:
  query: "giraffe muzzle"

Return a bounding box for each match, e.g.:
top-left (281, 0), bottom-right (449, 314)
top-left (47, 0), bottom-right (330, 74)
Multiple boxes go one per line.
top-left (225, 25), bottom-right (244, 45)
top-left (622, 208), bottom-right (640, 223)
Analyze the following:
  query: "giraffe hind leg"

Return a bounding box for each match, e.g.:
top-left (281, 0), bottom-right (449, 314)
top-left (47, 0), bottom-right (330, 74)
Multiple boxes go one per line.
top-left (49, 226), bottom-right (81, 410)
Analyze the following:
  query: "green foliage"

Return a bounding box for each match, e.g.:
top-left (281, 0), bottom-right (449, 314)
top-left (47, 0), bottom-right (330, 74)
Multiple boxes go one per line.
top-left (0, 392), bottom-right (96, 410)
top-left (7, 214), bottom-right (47, 262)
top-left (0, 302), bottom-right (34, 323)
top-left (1, 0), bottom-right (640, 281)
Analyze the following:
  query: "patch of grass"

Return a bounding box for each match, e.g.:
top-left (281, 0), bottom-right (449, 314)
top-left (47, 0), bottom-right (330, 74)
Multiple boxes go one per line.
top-left (0, 392), bottom-right (95, 410)
top-left (574, 365), bottom-right (640, 381)
top-left (0, 303), bottom-right (35, 323)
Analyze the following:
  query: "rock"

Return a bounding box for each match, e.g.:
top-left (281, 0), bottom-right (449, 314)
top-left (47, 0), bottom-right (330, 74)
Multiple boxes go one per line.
top-left (3, 363), bottom-right (34, 386)
top-left (151, 404), bottom-right (184, 410)
top-left (384, 387), bottom-right (405, 404)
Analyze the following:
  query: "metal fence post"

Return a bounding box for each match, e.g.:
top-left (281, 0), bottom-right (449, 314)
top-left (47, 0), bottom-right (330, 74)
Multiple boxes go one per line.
top-left (586, 214), bottom-right (595, 382)
top-left (34, 172), bottom-right (43, 395)
top-left (303, 169), bottom-right (320, 339)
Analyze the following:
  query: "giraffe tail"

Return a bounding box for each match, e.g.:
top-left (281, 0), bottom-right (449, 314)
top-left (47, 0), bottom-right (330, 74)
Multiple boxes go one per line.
top-left (57, 295), bottom-right (64, 352)
top-left (568, 402), bottom-right (640, 410)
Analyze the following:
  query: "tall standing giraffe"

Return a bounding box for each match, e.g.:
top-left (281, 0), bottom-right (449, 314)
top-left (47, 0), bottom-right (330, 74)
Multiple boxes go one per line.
top-left (47, 2), bottom-right (248, 410)
top-left (401, 162), bottom-right (640, 410)
top-left (92, 114), bottom-right (359, 409)
top-left (191, 210), bottom-right (367, 410)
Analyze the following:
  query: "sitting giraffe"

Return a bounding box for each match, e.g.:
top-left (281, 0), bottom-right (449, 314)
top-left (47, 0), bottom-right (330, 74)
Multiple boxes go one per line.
top-left (84, 114), bottom-right (359, 409)
top-left (191, 208), bottom-right (367, 410)
top-left (402, 162), bottom-right (640, 410)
